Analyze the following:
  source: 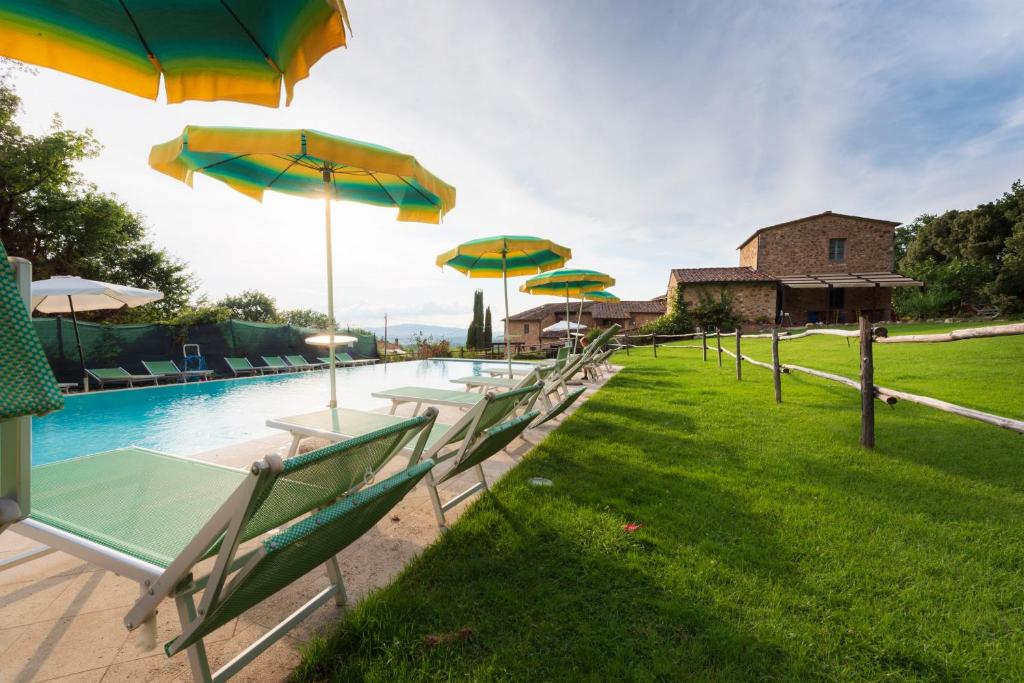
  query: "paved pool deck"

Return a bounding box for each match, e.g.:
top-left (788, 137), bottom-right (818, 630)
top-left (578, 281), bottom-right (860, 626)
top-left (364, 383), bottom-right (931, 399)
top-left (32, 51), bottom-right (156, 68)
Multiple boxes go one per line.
top-left (0, 369), bottom-right (617, 682)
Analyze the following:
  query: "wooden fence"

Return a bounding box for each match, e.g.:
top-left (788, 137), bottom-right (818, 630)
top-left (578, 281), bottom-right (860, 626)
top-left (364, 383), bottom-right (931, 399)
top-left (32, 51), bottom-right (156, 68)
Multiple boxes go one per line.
top-left (614, 321), bottom-right (1024, 449)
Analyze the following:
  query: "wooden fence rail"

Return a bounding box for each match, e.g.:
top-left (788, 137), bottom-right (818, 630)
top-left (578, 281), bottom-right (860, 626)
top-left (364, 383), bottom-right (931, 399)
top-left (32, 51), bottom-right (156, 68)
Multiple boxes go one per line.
top-left (650, 319), bottom-right (1024, 447)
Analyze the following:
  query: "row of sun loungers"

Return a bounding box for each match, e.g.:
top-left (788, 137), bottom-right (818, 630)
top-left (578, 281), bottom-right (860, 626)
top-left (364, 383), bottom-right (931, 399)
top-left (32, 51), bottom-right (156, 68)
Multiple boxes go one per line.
top-left (82, 353), bottom-right (379, 388)
top-left (3, 312), bottom-right (618, 681)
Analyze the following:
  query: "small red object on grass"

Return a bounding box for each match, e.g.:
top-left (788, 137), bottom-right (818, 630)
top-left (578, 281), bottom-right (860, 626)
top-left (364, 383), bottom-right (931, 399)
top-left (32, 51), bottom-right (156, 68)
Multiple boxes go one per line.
top-left (623, 523), bottom-right (643, 533)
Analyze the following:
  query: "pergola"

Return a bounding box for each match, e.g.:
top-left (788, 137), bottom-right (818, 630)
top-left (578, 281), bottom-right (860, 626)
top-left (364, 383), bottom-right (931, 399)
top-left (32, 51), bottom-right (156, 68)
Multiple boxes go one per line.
top-left (776, 272), bottom-right (924, 289)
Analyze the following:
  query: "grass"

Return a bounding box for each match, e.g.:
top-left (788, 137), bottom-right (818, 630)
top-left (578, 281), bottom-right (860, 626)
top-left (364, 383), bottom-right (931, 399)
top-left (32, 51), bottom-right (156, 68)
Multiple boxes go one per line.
top-left (294, 323), bottom-right (1024, 682)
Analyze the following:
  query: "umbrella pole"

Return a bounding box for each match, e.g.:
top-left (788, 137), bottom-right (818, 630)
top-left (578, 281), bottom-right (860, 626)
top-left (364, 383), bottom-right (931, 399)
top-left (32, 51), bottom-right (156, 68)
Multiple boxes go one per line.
top-left (575, 295), bottom-right (585, 351)
top-left (502, 251), bottom-right (511, 377)
top-left (68, 296), bottom-right (87, 392)
top-left (323, 171), bottom-right (338, 409)
top-left (565, 290), bottom-right (572, 350)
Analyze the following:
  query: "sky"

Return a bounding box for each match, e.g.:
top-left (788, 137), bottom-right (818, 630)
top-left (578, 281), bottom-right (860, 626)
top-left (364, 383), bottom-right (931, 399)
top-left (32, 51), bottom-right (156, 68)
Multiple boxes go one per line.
top-left (8, 0), bottom-right (1024, 330)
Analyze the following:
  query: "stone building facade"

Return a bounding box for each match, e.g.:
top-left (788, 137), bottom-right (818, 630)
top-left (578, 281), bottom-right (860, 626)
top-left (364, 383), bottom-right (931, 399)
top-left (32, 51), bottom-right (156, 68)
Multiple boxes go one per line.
top-left (668, 211), bottom-right (918, 327)
top-left (506, 300), bottom-right (665, 350)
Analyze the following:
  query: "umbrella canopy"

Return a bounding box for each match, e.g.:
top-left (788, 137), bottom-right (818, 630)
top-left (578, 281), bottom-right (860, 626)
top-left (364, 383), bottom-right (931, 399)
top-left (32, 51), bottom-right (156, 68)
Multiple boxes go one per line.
top-left (436, 235), bottom-right (571, 375)
top-left (0, 0), bottom-right (350, 107)
top-left (151, 125), bottom-right (455, 407)
top-left (435, 236), bottom-right (570, 278)
top-left (32, 276), bottom-right (164, 313)
top-left (30, 276), bottom-right (164, 390)
top-left (581, 290), bottom-right (620, 302)
top-left (304, 333), bottom-right (357, 347)
top-left (543, 320), bottom-right (587, 333)
top-left (521, 269), bottom-right (615, 347)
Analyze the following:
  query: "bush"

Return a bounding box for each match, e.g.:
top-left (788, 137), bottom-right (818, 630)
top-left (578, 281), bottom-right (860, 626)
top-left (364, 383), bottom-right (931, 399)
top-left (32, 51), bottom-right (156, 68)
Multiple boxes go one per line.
top-left (412, 333), bottom-right (450, 359)
top-left (892, 286), bottom-right (961, 320)
top-left (692, 290), bottom-right (742, 331)
top-left (635, 283), bottom-right (694, 335)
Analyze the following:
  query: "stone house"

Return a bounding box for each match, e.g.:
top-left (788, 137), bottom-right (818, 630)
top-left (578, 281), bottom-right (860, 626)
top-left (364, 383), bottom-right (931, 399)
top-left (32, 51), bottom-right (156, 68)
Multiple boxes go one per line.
top-left (668, 211), bottom-right (922, 327)
top-left (505, 300), bottom-right (665, 350)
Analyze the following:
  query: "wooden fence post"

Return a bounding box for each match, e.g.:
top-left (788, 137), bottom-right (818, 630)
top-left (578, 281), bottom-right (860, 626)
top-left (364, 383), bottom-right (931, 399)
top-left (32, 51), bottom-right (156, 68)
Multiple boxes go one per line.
top-left (702, 331), bottom-right (708, 362)
top-left (735, 329), bottom-right (742, 380)
top-left (771, 328), bottom-right (782, 403)
top-left (859, 314), bottom-right (875, 449)
top-left (716, 329), bottom-right (722, 367)
top-left (625, 332), bottom-right (630, 356)
top-left (653, 334), bottom-right (658, 358)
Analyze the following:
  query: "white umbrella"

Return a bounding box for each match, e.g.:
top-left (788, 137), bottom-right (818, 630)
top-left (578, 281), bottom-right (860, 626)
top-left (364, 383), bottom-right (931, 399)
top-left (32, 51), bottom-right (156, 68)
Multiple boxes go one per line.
top-left (31, 276), bottom-right (164, 389)
top-left (542, 320), bottom-right (587, 333)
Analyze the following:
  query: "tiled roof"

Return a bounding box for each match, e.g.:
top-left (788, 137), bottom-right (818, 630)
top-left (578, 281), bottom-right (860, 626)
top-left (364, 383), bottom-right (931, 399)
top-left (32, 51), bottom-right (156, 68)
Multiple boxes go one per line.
top-left (506, 302), bottom-right (586, 322)
top-left (590, 301), bottom-right (666, 319)
top-left (736, 211), bottom-right (901, 250)
top-left (670, 267), bottom-right (776, 284)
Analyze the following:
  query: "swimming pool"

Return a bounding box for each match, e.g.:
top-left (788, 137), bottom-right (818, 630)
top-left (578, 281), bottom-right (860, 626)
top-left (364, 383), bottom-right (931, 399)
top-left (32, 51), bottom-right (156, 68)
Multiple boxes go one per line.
top-left (32, 359), bottom-right (531, 465)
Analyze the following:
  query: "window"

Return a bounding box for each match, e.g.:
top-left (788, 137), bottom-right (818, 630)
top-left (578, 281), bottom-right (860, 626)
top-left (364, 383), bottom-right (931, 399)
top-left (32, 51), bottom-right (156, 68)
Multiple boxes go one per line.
top-left (523, 323), bottom-right (530, 333)
top-left (828, 238), bottom-right (846, 262)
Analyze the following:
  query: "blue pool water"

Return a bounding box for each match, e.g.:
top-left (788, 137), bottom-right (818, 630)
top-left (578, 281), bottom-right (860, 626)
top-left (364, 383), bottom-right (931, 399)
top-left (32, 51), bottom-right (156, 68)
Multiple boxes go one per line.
top-left (32, 359), bottom-right (531, 465)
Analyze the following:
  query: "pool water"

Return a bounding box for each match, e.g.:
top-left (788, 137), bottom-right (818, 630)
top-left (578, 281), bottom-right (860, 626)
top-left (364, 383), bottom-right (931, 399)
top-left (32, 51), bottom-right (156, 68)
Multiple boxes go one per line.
top-left (32, 359), bottom-right (530, 465)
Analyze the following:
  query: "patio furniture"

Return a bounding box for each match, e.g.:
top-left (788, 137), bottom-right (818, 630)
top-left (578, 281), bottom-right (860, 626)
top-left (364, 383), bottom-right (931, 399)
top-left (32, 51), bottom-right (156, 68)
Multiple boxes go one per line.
top-left (57, 382), bottom-right (77, 394)
top-left (224, 357), bottom-right (270, 377)
top-left (336, 352), bottom-right (376, 366)
top-left (285, 354), bottom-right (322, 370)
top-left (261, 356), bottom-right (295, 373)
top-left (317, 354), bottom-right (359, 367)
top-left (142, 360), bottom-right (213, 383)
top-left (1, 410), bottom-right (437, 683)
top-left (450, 364), bottom-right (554, 392)
top-left (968, 303), bottom-right (1000, 319)
top-left (372, 386), bottom-right (487, 415)
top-left (86, 367), bottom-right (160, 389)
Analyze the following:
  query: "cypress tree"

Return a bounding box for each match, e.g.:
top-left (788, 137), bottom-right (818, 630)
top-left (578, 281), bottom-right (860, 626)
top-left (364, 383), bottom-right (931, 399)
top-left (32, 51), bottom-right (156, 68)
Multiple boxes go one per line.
top-left (471, 290), bottom-right (484, 349)
top-left (483, 306), bottom-right (493, 349)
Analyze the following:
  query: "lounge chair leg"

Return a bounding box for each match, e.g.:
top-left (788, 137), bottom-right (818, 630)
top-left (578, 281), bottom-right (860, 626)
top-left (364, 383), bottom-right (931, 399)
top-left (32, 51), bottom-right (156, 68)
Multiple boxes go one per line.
top-left (424, 470), bottom-right (447, 530)
top-left (475, 464), bottom-right (489, 492)
top-left (175, 592), bottom-right (213, 683)
top-left (286, 434), bottom-right (302, 457)
top-left (323, 556), bottom-right (347, 607)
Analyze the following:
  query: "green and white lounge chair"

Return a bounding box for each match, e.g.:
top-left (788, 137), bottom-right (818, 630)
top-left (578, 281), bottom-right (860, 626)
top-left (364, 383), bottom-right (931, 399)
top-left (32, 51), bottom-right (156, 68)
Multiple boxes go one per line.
top-left (260, 355), bottom-right (294, 372)
top-left (285, 354), bottom-right (321, 370)
top-left (268, 385), bottom-right (543, 529)
top-left (372, 385), bottom-right (487, 415)
top-left (2, 411), bottom-right (438, 683)
top-left (336, 351), bottom-right (376, 366)
top-left (449, 364), bottom-right (555, 393)
top-left (142, 360), bottom-right (213, 383)
top-left (224, 357), bottom-right (270, 377)
top-left (317, 353), bottom-right (358, 367)
top-left (86, 367), bottom-right (161, 389)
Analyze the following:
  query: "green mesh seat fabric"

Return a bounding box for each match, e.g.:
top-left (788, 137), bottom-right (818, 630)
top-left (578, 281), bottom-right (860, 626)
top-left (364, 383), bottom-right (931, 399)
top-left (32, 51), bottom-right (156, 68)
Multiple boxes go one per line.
top-left (536, 387), bottom-right (586, 427)
top-left (30, 449), bottom-right (246, 567)
top-left (262, 356), bottom-right (289, 369)
top-left (142, 360), bottom-right (180, 375)
top-left (88, 368), bottom-right (133, 380)
top-left (437, 412), bottom-right (538, 484)
top-left (0, 241), bottom-right (63, 419)
top-left (238, 413), bottom-right (433, 542)
top-left (285, 355), bottom-right (314, 367)
top-left (167, 460), bottom-right (435, 655)
top-left (476, 384), bottom-right (541, 432)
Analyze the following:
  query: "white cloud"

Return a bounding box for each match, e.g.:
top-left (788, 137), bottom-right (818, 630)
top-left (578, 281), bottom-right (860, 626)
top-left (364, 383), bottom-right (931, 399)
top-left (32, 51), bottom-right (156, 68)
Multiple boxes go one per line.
top-left (8, 0), bottom-right (1024, 326)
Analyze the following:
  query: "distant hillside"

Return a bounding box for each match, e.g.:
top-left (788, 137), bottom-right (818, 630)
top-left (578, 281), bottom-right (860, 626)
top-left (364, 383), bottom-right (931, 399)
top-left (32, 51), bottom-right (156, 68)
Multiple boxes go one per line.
top-left (367, 323), bottom-right (467, 347)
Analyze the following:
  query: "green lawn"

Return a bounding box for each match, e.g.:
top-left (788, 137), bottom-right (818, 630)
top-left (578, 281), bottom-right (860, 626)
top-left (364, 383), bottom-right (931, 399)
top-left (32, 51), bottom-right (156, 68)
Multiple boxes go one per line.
top-left (294, 323), bottom-right (1024, 682)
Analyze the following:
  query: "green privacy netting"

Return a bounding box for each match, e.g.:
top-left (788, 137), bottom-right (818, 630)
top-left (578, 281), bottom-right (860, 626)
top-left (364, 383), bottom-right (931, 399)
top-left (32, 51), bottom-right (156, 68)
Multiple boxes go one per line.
top-left (32, 318), bottom-right (378, 384)
top-left (0, 242), bottom-right (63, 419)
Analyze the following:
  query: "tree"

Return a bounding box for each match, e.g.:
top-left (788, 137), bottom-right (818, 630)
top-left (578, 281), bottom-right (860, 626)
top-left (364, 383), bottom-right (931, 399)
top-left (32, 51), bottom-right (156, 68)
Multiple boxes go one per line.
top-left (895, 179), bottom-right (1024, 316)
top-left (466, 289), bottom-right (485, 350)
top-left (483, 306), bottom-right (493, 349)
top-left (280, 308), bottom-right (328, 329)
top-left (218, 290), bottom-right (280, 323)
top-left (0, 71), bottom-right (195, 320)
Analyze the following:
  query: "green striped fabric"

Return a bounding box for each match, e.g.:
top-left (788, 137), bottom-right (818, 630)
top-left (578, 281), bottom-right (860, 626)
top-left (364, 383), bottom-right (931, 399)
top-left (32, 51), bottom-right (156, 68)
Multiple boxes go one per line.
top-left (0, 241), bottom-right (63, 419)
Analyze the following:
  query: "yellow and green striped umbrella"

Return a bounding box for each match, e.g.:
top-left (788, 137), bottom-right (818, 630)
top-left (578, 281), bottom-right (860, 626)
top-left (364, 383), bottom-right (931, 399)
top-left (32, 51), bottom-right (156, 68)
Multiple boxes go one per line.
top-left (150, 125), bottom-right (456, 407)
top-left (581, 290), bottom-right (620, 302)
top-left (436, 235), bottom-right (571, 374)
top-left (520, 269), bottom-right (615, 346)
top-left (0, 0), bottom-right (350, 107)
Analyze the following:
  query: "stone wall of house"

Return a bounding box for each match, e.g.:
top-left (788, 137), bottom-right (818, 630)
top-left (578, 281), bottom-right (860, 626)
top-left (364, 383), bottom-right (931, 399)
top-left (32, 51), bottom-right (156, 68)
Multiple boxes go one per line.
top-left (752, 214), bottom-right (896, 275)
top-left (739, 239), bottom-right (759, 269)
top-left (677, 283), bottom-right (777, 323)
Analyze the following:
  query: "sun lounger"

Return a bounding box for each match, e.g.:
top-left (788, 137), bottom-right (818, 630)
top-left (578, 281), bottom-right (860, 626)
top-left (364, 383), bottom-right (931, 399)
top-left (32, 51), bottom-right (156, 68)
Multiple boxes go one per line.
top-left (372, 385), bottom-right (487, 415)
top-left (317, 354), bottom-right (358, 367)
top-left (86, 367), bottom-right (160, 389)
top-left (336, 351), bottom-right (377, 366)
top-left (224, 357), bottom-right (270, 377)
top-left (1, 411), bottom-right (438, 683)
top-left (268, 385), bottom-right (542, 529)
top-left (261, 355), bottom-right (294, 372)
top-left (450, 364), bottom-right (554, 392)
top-left (284, 354), bottom-right (322, 370)
top-left (142, 360), bottom-right (213, 383)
